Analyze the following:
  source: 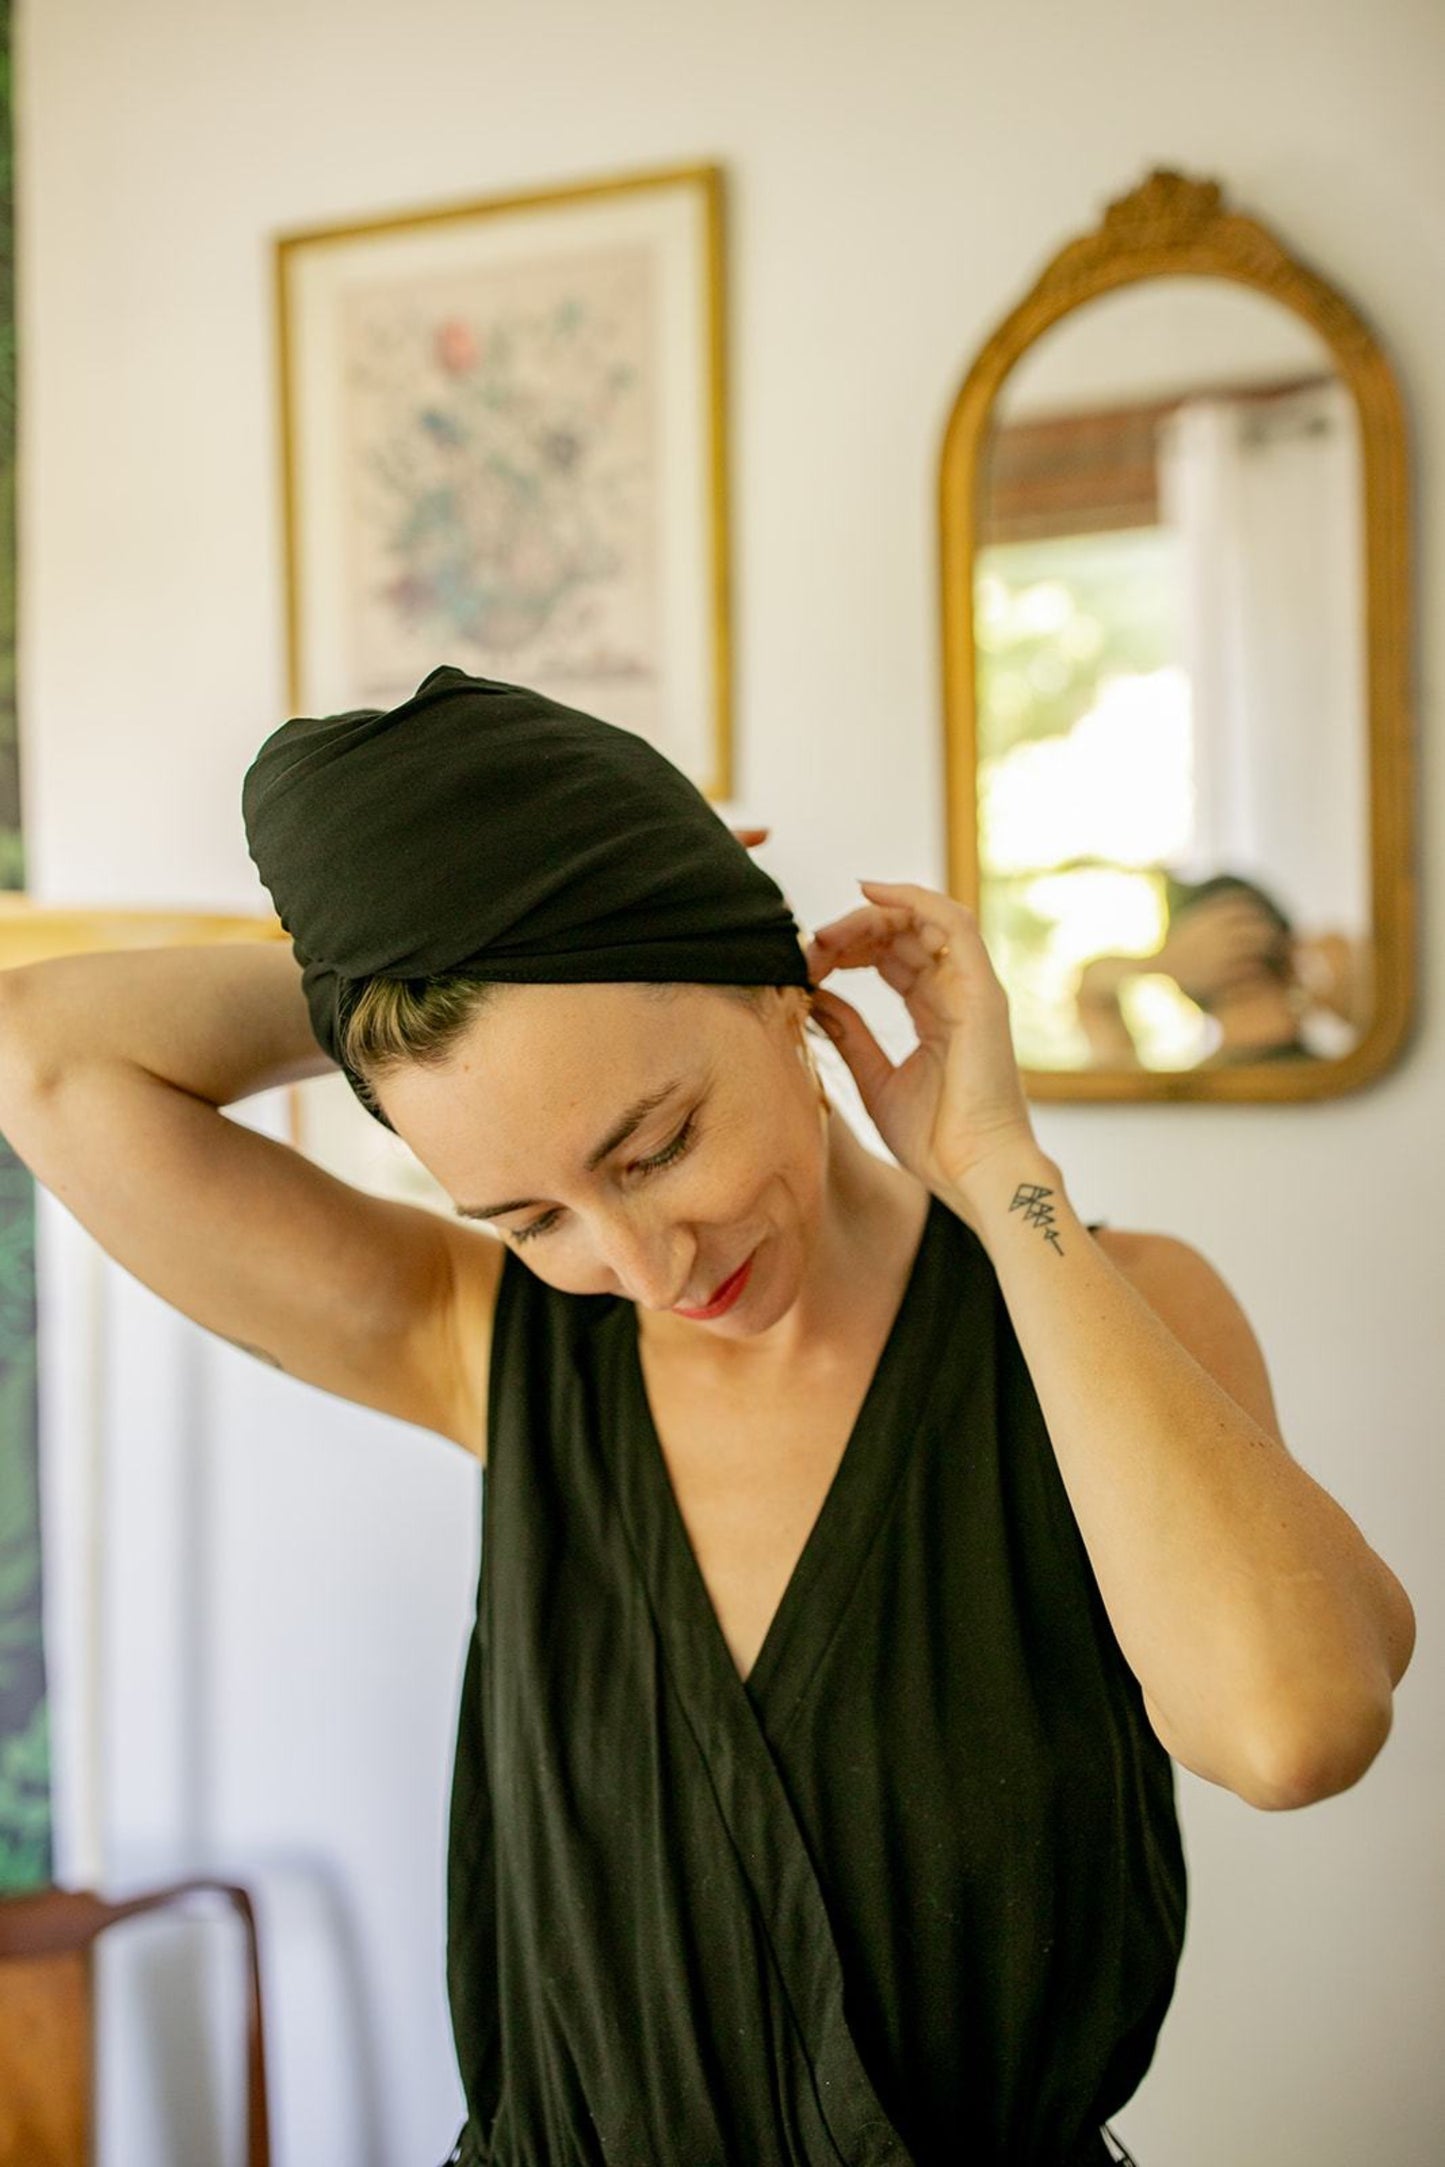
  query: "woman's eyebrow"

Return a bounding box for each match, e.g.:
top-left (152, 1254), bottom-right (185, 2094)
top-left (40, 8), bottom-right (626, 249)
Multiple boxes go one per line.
top-left (453, 1077), bottom-right (688, 1221)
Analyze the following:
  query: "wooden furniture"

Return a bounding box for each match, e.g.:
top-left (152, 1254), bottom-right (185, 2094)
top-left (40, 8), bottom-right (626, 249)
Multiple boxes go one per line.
top-left (0, 1880), bottom-right (271, 2167)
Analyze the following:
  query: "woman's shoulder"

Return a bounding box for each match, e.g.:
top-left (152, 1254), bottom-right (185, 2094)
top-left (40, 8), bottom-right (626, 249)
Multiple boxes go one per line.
top-left (1090, 1221), bottom-right (1215, 1283)
top-left (427, 1228), bottom-right (620, 1464)
top-left (1088, 1221), bottom-right (1219, 1300)
top-left (1085, 1224), bottom-right (1287, 1447)
top-left (1087, 1222), bottom-right (1144, 1266)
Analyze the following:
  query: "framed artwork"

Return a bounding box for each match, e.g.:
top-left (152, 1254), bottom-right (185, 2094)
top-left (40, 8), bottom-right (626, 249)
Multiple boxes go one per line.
top-left (275, 160), bottom-right (732, 798)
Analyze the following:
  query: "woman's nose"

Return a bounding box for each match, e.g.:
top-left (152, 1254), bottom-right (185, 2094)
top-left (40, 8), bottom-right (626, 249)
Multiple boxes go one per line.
top-left (599, 1218), bottom-right (693, 1310)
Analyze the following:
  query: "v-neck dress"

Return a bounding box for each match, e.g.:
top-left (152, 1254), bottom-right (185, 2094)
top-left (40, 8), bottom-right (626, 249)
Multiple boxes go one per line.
top-left (442, 1195), bottom-right (1187, 2167)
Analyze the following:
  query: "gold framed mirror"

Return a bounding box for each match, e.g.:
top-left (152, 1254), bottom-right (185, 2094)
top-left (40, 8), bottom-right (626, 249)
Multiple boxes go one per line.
top-left (939, 169), bottom-right (1415, 1100)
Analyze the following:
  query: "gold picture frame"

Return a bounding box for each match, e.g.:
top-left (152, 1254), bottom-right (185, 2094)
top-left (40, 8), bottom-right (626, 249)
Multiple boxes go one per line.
top-left (275, 159), bottom-right (733, 800)
top-left (0, 901), bottom-right (286, 974)
top-left (938, 168), bottom-right (1416, 1101)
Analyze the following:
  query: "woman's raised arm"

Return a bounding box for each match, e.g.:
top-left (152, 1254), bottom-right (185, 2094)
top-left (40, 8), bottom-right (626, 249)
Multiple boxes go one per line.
top-left (0, 942), bottom-right (498, 1457)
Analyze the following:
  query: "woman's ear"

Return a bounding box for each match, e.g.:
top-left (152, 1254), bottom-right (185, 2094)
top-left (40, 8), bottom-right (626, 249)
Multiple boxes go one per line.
top-left (784, 985), bottom-right (815, 1037)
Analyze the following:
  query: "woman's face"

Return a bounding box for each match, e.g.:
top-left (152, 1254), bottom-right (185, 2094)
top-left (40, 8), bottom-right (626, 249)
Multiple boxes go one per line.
top-left (377, 981), bottom-right (828, 1333)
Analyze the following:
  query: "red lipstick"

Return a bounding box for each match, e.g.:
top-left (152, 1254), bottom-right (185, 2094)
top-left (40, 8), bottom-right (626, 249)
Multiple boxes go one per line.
top-left (672, 1250), bottom-right (756, 1320)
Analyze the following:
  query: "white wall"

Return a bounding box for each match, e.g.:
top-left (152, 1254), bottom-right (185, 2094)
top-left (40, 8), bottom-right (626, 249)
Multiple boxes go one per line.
top-left (18, 1), bottom-right (1444, 2162)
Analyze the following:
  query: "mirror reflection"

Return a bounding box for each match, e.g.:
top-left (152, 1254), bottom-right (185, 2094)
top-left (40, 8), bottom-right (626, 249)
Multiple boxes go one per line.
top-left (974, 277), bottom-right (1373, 1073)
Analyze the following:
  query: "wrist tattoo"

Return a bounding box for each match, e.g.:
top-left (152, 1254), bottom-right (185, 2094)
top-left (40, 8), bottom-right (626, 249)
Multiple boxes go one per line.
top-left (1009, 1181), bottom-right (1064, 1255)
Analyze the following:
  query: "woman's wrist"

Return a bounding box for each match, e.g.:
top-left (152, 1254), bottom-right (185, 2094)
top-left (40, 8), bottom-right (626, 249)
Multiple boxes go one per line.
top-left (937, 1134), bottom-right (1069, 1255)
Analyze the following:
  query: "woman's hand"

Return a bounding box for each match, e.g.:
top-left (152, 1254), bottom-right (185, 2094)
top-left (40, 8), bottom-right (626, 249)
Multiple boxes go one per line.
top-left (1152, 891), bottom-right (1285, 1005)
top-left (805, 878), bottom-right (1039, 1199)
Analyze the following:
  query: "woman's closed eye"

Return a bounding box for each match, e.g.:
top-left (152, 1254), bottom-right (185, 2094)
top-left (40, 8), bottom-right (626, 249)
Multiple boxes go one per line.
top-left (510, 1114), bottom-right (699, 1246)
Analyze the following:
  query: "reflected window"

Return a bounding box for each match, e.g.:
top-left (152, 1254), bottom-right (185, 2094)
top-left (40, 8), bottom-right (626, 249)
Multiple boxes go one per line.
top-left (974, 366), bottom-right (1368, 1072)
top-left (975, 525), bottom-right (1197, 1068)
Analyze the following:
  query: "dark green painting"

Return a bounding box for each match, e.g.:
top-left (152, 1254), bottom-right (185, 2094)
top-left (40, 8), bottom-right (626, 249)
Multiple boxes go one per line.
top-left (0, 0), bottom-right (52, 1890)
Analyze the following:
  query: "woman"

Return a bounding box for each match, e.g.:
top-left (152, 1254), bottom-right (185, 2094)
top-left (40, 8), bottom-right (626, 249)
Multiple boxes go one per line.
top-left (0, 667), bottom-right (1413, 2166)
top-left (1074, 873), bottom-right (1362, 1071)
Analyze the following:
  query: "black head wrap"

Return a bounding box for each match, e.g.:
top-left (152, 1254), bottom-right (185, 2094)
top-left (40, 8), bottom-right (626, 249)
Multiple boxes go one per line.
top-left (242, 665), bottom-right (813, 1129)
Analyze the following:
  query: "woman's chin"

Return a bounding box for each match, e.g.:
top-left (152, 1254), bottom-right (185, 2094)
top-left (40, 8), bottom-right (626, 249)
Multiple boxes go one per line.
top-left (704, 1233), bottom-right (806, 1339)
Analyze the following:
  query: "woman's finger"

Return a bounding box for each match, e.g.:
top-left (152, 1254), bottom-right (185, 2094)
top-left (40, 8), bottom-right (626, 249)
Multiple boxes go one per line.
top-left (857, 880), bottom-right (1004, 996)
top-left (857, 877), bottom-right (954, 909)
top-left (807, 917), bottom-right (882, 982)
top-left (809, 921), bottom-right (947, 991)
top-left (812, 933), bottom-right (933, 981)
top-left (858, 878), bottom-right (969, 944)
top-left (810, 904), bottom-right (917, 966)
top-left (871, 942), bottom-right (958, 1010)
top-left (812, 902), bottom-right (913, 947)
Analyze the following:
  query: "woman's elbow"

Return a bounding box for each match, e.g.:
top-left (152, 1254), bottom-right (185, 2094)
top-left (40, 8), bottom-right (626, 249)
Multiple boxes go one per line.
top-left (1247, 1690), bottom-right (1396, 1811)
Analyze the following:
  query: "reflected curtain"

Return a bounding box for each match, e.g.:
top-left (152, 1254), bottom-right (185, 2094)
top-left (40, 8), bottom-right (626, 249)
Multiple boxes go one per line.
top-left (1158, 381), bottom-right (1369, 936)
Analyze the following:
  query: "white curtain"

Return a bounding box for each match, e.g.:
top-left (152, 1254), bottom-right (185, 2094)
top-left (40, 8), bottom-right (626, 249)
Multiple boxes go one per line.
top-left (1157, 379), bottom-right (1370, 937)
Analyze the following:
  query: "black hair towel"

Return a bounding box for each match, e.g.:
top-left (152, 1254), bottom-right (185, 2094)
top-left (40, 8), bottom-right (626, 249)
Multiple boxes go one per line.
top-left (242, 666), bottom-right (811, 1126)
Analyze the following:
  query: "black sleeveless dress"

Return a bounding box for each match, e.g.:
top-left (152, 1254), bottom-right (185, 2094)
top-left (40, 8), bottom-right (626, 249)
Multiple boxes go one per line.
top-left (442, 1194), bottom-right (1187, 2166)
